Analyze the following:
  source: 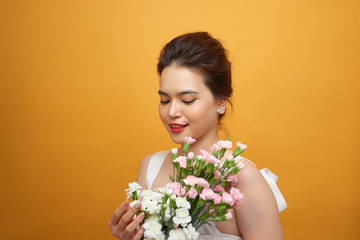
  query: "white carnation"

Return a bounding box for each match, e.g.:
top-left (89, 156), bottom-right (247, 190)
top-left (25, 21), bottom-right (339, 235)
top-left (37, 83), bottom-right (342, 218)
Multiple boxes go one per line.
top-left (147, 214), bottom-right (160, 222)
top-left (143, 218), bottom-right (165, 240)
top-left (183, 224), bottom-right (199, 240)
top-left (141, 190), bottom-right (164, 215)
top-left (141, 190), bottom-right (164, 203)
top-left (157, 187), bottom-right (174, 195)
top-left (128, 182), bottom-right (141, 192)
top-left (125, 182), bottom-right (142, 199)
top-left (173, 208), bottom-right (191, 227)
top-left (168, 228), bottom-right (186, 240)
top-left (142, 198), bottom-right (161, 215)
top-left (175, 197), bottom-right (191, 209)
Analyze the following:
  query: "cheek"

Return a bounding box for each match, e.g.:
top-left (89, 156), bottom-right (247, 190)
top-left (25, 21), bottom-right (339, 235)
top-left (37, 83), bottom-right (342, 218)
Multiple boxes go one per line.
top-left (187, 104), bottom-right (218, 124)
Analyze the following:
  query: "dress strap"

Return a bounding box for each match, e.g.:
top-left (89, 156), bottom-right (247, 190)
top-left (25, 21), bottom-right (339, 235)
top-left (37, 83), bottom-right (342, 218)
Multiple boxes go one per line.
top-left (146, 151), bottom-right (169, 189)
top-left (260, 168), bottom-right (288, 212)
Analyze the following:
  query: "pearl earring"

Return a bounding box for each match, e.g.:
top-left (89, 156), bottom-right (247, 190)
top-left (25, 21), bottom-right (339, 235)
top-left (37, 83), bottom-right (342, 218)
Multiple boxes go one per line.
top-left (216, 107), bottom-right (225, 114)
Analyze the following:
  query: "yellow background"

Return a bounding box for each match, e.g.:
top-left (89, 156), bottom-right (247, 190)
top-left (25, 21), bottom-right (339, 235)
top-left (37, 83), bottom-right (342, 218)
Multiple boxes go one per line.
top-left (1, 1), bottom-right (359, 239)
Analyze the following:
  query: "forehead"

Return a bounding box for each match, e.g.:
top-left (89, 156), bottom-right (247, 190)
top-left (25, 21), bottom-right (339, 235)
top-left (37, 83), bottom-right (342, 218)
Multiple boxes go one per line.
top-left (159, 64), bottom-right (209, 93)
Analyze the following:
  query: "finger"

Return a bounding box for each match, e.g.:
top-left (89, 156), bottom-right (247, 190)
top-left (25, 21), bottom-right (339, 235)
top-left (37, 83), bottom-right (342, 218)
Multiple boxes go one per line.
top-left (116, 202), bottom-right (142, 231)
top-left (124, 212), bottom-right (145, 236)
top-left (131, 224), bottom-right (145, 240)
top-left (109, 201), bottom-right (129, 226)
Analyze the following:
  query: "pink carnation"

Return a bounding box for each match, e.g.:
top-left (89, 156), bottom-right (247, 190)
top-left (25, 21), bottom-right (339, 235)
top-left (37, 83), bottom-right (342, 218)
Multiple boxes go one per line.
top-left (183, 175), bottom-right (199, 187)
top-left (225, 209), bottom-right (233, 220)
top-left (175, 156), bottom-right (187, 168)
top-left (207, 156), bottom-right (220, 165)
top-left (186, 187), bottom-right (198, 199)
top-left (213, 193), bottom-right (222, 204)
top-left (227, 175), bottom-right (238, 186)
top-left (200, 149), bottom-right (219, 164)
top-left (230, 187), bottom-right (243, 210)
top-left (185, 137), bottom-right (196, 144)
top-left (236, 141), bottom-right (247, 150)
top-left (213, 185), bottom-right (225, 192)
top-left (233, 201), bottom-right (240, 210)
top-left (222, 192), bottom-right (234, 205)
top-left (234, 156), bottom-right (245, 169)
top-left (227, 155), bottom-right (234, 161)
top-left (230, 187), bottom-right (244, 203)
top-left (217, 140), bottom-right (232, 149)
top-left (211, 144), bottom-right (222, 152)
top-left (199, 148), bottom-right (220, 165)
top-left (214, 170), bottom-right (221, 179)
top-left (166, 182), bottom-right (182, 196)
top-left (199, 188), bottom-right (215, 200)
top-left (197, 178), bottom-right (210, 188)
top-left (237, 161), bottom-right (245, 169)
top-left (171, 148), bottom-right (178, 154)
top-left (188, 152), bottom-right (194, 159)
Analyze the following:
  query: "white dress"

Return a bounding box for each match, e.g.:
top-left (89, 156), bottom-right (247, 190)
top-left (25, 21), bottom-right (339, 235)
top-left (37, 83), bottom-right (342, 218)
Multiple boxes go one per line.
top-left (146, 151), bottom-right (287, 240)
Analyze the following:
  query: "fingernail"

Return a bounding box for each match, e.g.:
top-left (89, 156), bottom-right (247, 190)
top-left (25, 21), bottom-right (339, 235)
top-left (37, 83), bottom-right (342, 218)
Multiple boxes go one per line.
top-left (135, 203), bottom-right (141, 209)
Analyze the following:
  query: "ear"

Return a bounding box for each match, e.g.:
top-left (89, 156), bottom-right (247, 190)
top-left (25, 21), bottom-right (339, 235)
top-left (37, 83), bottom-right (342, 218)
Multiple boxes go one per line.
top-left (216, 97), bottom-right (228, 114)
top-left (217, 97), bottom-right (227, 109)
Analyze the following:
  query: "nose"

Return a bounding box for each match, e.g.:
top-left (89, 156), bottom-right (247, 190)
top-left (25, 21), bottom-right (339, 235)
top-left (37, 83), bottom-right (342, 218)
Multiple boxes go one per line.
top-left (168, 100), bottom-right (182, 118)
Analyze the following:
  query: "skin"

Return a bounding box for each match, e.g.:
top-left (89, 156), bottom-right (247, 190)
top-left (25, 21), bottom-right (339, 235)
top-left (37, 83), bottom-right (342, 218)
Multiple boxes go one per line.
top-left (109, 63), bottom-right (284, 239)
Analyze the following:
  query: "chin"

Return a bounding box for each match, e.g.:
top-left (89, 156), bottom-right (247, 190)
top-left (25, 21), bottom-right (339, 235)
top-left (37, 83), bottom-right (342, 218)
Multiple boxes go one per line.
top-left (168, 132), bottom-right (186, 145)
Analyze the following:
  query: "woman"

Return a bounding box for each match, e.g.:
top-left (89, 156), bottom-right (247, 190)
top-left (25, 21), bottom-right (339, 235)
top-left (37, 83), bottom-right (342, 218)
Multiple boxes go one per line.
top-left (108, 32), bottom-right (287, 240)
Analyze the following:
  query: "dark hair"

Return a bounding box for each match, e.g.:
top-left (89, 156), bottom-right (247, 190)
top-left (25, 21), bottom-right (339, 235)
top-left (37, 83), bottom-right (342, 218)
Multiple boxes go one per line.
top-left (157, 32), bottom-right (232, 118)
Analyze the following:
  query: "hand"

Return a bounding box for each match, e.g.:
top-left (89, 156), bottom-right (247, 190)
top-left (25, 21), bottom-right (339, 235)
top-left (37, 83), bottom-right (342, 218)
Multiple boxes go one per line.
top-left (108, 201), bottom-right (145, 240)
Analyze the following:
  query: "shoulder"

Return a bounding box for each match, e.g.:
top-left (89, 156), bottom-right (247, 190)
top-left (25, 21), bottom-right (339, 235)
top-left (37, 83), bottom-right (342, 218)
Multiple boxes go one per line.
top-left (233, 158), bottom-right (283, 239)
top-left (136, 152), bottom-right (157, 189)
top-left (224, 150), bottom-right (262, 181)
top-left (235, 158), bottom-right (274, 201)
top-left (140, 152), bottom-right (156, 167)
top-left (236, 158), bottom-right (263, 182)
top-left (222, 151), bottom-right (263, 182)
top-left (138, 152), bottom-right (161, 174)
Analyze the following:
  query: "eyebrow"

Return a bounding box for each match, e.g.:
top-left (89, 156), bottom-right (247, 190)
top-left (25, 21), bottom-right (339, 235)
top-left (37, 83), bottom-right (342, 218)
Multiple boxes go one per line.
top-left (158, 90), bottom-right (200, 96)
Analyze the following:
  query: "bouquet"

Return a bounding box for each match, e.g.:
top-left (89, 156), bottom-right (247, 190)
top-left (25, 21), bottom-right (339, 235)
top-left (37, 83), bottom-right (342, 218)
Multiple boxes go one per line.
top-left (125, 137), bottom-right (247, 240)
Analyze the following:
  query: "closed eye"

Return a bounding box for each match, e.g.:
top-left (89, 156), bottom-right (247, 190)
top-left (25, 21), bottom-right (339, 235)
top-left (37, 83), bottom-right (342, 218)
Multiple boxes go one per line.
top-left (160, 100), bottom-right (170, 104)
top-left (183, 99), bottom-right (197, 104)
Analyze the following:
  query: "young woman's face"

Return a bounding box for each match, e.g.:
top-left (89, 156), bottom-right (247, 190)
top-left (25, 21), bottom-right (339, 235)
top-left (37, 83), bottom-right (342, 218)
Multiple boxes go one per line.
top-left (158, 64), bottom-right (223, 145)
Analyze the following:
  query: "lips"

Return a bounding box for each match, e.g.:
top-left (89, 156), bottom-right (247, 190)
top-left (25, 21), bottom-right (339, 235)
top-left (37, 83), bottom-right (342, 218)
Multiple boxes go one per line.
top-left (169, 123), bottom-right (189, 133)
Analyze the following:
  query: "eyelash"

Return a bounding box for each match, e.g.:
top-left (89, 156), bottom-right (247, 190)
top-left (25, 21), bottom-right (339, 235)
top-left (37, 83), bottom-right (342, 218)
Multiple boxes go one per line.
top-left (183, 99), bottom-right (196, 104)
top-left (160, 99), bottom-right (197, 105)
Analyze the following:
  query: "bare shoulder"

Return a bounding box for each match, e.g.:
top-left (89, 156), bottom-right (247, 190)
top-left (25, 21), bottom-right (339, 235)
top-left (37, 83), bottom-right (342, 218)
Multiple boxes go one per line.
top-left (235, 158), bottom-right (275, 202)
top-left (236, 159), bottom-right (264, 183)
top-left (234, 158), bottom-right (284, 239)
top-left (136, 152), bottom-right (157, 190)
top-left (139, 153), bottom-right (156, 169)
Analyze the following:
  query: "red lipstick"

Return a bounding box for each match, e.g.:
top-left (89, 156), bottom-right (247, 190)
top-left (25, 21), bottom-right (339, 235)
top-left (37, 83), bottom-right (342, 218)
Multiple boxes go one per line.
top-left (169, 123), bottom-right (188, 133)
